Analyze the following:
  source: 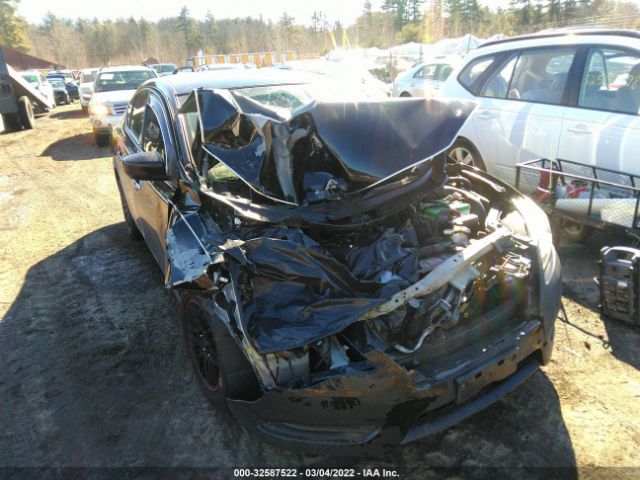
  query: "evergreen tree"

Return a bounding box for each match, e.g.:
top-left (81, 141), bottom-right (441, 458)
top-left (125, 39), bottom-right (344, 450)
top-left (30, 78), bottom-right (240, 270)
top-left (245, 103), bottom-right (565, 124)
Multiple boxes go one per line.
top-left (177, 6), bottom-right (202, 54)
top-left (0, 0), bottom-right (28, 50)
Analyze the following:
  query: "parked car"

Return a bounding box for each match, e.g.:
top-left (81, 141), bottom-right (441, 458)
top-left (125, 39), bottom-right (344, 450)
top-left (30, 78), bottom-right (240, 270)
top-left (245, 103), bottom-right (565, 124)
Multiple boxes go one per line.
top-left (18, 70), bottom-right (55, 108)
top-left (48, 78), bottom-right (70, 105)
top-left (392, 56), bottom-right (461, 97)
top-left (47, 69), bottom-right (74, 83)
top-left (150, 63), bottom-right (177, 76)
top-left (46, 73), bottom-right (79, 101)
top-left (111, 69), bottom-right (560, 455)
top-left (442, 28), bottom-right (640, 187)
top-left (89, 65), bottom-right (157, 146)
top-left (78, 68), bottom-right (99, 114)
top-left (173, 66), bottom-right (195, 73)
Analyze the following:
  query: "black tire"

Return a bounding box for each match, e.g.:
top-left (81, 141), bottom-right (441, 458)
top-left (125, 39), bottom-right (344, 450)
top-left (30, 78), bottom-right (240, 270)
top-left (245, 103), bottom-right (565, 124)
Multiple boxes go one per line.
top-left (447, 138), bottom-right (486, 171)
top-left (400, 91), bottom-right (411, 97)
top-left (94, 131), bottom-right (111, 147)
top-left (561, 220), bottom-right (594, 243)
top-left (181, 295), bottom-right (260, 406)
top-left (2, 113), bottom-right (21, 131)
top-left (17, 96), bottom-right (35, 130)
top-left (114, 172), bottom-right (142, 240)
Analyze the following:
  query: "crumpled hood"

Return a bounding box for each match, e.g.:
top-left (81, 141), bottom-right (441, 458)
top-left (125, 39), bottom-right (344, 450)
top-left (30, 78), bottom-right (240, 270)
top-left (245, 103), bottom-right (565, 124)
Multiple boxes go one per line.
top-left (181, 89), bottom-right (476, 205)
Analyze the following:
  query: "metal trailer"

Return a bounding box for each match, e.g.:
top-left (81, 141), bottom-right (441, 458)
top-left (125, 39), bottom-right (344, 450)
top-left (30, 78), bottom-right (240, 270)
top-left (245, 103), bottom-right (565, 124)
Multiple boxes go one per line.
top-left (0, 48), bottom-right (55, 132)
top-left (515, 158), bottom-right (640, 240)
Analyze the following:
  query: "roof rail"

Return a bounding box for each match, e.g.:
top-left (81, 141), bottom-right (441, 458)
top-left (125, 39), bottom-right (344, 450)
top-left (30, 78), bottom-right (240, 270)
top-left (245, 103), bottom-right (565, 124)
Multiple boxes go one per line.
top-left (480, 28), bottom-right (640, 49)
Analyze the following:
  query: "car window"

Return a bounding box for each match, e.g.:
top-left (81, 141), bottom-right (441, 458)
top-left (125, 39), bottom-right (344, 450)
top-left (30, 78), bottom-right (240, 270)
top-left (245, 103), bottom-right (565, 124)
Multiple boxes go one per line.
top-left (80, 71), bottom-right (95, 83)
top-left (95, 70), bottom-right (156, 93)
top-left (479, 54), bottom-right (518, 99)
top-left (508, 47), bottom-right (576, 105)
top-left (21, 74), bottom-right (38, 83)
top-left (126, 90), bottom-right (147, 142)
top-left (414, 64), bottom-right (436, 79)
top-left (579, 48), bottom-right (640, 115)
top-left (142, 106), bottom-right (166, 160)
top-left (436, 64), bottom-right (454, 81)
top-left (458, 55), bottom-right (498, 93)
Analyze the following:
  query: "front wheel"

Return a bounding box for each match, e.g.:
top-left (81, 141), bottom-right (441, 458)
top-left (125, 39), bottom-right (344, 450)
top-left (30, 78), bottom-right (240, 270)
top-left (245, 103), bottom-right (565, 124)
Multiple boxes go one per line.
top-left (181, 295), bottom-right (260, 406)
top-left (447, 139), bottom-right (486, 170)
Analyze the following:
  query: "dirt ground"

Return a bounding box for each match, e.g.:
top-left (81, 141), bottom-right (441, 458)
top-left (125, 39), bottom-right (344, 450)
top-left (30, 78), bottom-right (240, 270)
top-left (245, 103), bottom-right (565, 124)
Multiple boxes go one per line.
top-left (0, 105), bottom-right (639, 479)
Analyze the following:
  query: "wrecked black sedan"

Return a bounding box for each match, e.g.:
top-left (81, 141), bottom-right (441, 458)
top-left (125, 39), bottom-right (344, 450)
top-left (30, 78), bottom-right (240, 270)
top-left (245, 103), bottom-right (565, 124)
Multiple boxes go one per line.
top-left (112, 69), bottom-right (561, 455)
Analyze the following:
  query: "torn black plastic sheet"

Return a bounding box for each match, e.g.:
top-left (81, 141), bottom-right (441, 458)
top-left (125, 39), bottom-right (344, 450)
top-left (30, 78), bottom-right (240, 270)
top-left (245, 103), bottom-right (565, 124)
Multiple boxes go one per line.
top-left (165, 207), bottom-right (514, 355)
top-left (182, 88), bottom-right (476, 205)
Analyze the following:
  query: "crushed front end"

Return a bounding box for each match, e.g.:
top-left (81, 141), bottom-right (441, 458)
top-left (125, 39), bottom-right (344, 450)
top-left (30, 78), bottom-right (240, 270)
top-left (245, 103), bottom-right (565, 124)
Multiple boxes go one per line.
top-left (168, 91), bottom-right (561, 455)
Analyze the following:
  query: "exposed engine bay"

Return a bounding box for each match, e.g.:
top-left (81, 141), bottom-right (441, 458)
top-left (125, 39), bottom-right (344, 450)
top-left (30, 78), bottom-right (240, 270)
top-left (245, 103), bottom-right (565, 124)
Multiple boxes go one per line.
top-left (169, 162), bottom-right (540, 394)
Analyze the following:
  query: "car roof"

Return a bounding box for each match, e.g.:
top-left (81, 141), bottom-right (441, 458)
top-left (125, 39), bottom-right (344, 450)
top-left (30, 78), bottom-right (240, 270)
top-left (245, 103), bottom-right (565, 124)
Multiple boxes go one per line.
top-left (150, 69), bottom-right (319, 97)
top-left (480, 27), bottom-right (640, 49)
top-left (98, 65), bottom-right (155, 73)
top-left (80, 68), bottom-right (99, 73)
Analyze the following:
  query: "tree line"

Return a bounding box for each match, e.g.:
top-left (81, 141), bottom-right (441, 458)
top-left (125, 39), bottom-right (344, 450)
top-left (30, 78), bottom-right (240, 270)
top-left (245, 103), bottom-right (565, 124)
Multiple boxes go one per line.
top-left (0, 0), bottom-right (638, 68)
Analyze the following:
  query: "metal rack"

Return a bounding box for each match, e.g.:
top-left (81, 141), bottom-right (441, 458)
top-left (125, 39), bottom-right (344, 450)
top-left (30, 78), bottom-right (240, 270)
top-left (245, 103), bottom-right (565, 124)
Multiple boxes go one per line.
top-left (515, 158), bottom-right (640, 236)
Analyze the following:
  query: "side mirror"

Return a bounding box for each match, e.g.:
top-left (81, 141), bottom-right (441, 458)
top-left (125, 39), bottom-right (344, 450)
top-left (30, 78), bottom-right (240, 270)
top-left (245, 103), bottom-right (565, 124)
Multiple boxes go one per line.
top-left (122, 151), bottom-right (169, 181)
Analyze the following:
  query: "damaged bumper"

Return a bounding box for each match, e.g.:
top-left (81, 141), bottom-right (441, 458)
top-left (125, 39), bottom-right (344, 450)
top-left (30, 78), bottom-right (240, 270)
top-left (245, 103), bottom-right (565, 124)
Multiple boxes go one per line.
top-left (228, 300), bottom-right (557, 456)
top-left (229, 327), bottom-right (550, 455)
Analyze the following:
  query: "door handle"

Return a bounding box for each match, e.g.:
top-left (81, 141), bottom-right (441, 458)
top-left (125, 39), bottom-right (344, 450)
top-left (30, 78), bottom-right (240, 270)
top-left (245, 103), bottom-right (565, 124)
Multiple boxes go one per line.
top-left (567, 125), bottom-right (592, 135)
top-left (410, 82), bottom-right (415, 86)
top-left (133, 179), bottom-right (142, 190)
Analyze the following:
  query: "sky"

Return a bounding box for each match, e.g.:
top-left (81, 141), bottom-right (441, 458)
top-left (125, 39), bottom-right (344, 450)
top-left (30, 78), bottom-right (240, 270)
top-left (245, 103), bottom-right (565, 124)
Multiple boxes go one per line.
top-left (17, 0), bottom-right (513, 26)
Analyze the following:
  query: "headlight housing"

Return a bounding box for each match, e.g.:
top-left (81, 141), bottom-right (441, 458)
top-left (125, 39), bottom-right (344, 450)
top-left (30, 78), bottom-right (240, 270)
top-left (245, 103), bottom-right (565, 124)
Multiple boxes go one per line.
top-left (89, 103), bottom-right (110, 116)
top-left (511, 196), bottom-right (556, 283)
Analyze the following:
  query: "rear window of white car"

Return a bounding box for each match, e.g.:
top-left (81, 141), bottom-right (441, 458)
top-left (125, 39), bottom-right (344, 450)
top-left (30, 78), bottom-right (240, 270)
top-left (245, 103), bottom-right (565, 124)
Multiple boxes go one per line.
top-left (579, 48), bottom-right (640, 115)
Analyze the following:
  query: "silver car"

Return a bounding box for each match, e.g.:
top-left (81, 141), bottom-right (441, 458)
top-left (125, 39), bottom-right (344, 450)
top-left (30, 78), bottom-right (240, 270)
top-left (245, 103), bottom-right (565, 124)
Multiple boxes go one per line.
top-left (392, 57), bottom-right (461, 97)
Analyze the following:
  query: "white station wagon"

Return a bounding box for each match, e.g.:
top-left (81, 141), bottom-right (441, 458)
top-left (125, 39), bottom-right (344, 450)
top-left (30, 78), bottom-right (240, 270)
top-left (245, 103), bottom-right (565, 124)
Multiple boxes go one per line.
top-left (442, 28), bottom-right (640, 188)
